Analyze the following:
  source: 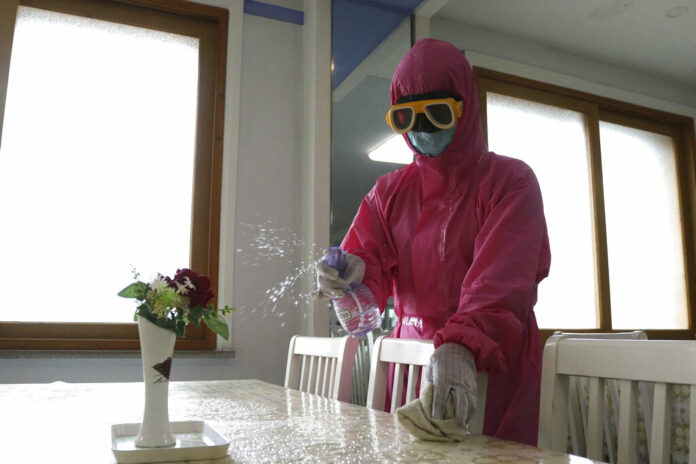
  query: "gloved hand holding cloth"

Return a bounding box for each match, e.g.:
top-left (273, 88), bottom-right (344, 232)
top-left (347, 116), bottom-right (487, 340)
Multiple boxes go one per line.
top-left (396, 343), bottom-right (477, 441)
top-left (309, 247), bottom-right (365, 300)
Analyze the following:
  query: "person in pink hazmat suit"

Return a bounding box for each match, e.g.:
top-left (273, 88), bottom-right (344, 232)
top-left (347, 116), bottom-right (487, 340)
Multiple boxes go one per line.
top-left (313, 39), bottom-right (550, 445)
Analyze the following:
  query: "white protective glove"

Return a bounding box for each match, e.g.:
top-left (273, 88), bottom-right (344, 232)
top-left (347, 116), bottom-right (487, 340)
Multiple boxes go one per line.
top-left (425, 343), bottom-right (477, 431)
top-left (309, 248), bottom-right (365, 300)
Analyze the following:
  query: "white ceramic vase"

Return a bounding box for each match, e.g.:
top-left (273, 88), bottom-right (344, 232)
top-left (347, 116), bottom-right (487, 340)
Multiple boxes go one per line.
top-left (135, 316), bottom-right (177, 448)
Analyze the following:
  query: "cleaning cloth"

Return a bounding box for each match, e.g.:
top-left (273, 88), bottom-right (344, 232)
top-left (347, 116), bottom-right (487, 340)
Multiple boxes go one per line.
top-left (395, 382), bottom-right (469, 441)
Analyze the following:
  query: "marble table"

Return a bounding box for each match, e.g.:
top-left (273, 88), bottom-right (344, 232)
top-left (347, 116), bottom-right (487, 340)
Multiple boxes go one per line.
top-left (0, 379), bottom-right (604, 463)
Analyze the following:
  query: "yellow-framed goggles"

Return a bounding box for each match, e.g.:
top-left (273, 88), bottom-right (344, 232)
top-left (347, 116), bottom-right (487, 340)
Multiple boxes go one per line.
top-left (386, 97), bottom-right (463, 134)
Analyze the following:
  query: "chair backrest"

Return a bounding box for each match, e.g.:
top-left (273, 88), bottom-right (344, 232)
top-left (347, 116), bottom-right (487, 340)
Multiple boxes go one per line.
top-left (365, 336), bottom-right (488, 434)
top-left (552, 331), bottom-right (647, 461)
top-left (538, 335), bottom-right (696, 464)
top-left (284, 335), bottom-right (359, 402)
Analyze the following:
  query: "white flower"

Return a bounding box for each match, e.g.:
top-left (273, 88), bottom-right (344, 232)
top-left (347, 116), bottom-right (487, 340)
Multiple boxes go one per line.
top-left (175, 276), bottom-right (196, 295)
top-left (175, 282), bottom-right (188, 295)
top-left (150, 276), bottom-right (168, 292)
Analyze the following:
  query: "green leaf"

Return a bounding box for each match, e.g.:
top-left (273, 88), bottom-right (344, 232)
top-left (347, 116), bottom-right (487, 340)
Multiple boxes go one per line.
top-left (135, 305), bottom-right (177, 334)
top-left (203, 312), bottom-right (229, 340)
top-left (175, 320), bottom-right (187, 338)
top-left (188, 305), bottom-right (203, 326)
top-left (156, 317), bottom-right (176, 332)
top-left (135, 303), bottom-right (152, 319)
top-left (218, 305), bottom-right (237, 316)
top-left (118, 282), bottom-right (148, 299)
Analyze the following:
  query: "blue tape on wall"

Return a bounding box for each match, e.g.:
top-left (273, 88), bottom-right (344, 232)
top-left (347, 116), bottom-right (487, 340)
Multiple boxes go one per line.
top-left (244, 0), bottom-right (304, 25)
top-left (346, 0), bottom-right (413, 16)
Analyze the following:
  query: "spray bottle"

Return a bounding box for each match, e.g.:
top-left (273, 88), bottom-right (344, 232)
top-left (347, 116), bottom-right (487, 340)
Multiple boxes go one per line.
top-left (324, 247), bottom-right (382, 337)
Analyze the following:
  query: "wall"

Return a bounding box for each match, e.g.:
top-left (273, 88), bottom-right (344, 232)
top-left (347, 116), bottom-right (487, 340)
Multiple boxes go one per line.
top-left (227, 10), bottom-right (305, 383)
top-left (0, 0), bottom-right (310, 386)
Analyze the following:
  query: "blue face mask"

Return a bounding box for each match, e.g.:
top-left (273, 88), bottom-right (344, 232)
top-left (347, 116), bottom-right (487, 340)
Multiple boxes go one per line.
top-left (407, 127), bottom-right (456, 157)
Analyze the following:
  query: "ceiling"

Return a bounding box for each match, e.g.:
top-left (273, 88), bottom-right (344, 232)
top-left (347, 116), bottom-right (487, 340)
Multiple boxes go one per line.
top-left (434, 0), bottom-right (696, 87)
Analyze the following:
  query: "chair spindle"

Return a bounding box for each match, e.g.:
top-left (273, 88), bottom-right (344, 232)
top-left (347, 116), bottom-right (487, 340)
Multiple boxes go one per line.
top-left (617, 379), bottom-right (638, 464)
top-left (649, 382), bottom-right (672, 464)
top-left (586, 376), bottom-right (605, 460)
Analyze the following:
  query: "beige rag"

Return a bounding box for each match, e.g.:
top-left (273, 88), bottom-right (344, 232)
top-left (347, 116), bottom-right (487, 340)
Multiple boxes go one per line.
top-left (395, 382), bottom-right (470, 441)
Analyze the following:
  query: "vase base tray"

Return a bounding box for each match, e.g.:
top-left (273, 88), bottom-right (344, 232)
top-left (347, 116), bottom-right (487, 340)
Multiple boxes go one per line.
top-left (111, 420), bottom-right (229, 463)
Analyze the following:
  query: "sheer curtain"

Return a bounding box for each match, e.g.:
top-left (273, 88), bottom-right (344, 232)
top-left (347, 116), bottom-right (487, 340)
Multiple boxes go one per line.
top-left (487, 92), bottom-right (598, 329)
top-left (0, 7), bottom-right (199, 322)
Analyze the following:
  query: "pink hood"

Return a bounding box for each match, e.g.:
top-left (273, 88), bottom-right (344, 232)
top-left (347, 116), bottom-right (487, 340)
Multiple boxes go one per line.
top-left (390, 39), bottom-right (487, 167)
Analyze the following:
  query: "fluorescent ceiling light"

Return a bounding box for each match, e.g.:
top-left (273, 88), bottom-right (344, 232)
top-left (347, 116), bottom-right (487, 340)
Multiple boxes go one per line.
top-left (368, 135), bottom-right (413, 164)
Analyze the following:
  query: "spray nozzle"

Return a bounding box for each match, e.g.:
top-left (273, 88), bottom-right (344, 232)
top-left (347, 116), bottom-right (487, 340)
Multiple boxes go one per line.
top-left (323, 247), bottom-right (347, 280)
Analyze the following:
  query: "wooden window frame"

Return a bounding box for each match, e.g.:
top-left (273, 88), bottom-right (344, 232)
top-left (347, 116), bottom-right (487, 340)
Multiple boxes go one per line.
top-left (474, 68), bottom-right (696, 346)
top-left (0, 0), bottom-right (228, 350)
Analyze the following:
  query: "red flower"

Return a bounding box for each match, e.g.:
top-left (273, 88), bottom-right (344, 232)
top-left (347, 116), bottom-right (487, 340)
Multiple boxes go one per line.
top-left (166, 268), bottom-right (214, 308)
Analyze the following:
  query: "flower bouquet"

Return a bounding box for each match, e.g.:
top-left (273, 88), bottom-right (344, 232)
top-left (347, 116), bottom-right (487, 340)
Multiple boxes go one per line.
top-left (118, 268), bottom-right (235, 448)
top-left (118, 268), bottom-right (235, 339)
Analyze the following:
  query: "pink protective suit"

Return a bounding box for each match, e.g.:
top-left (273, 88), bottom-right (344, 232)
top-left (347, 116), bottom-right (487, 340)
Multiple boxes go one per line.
top-left (340, 39), bottom-right (551, 446)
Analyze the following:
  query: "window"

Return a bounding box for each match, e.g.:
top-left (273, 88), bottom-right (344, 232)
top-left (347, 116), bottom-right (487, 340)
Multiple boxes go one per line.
top-left (476, 68), bottom-right (696, 341)
top-left (0, 0), bottom-right (228, 350)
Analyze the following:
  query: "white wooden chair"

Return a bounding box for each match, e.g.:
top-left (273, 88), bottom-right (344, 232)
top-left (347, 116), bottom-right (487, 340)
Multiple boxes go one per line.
top-left (538, 335), bottom-right (696, 464)
top-left (350, 334), bottom-right (374, 406)
top-left (284, 335), bottom-right (359, 402)
top-left (553, 331), bottom-right (647, 461)
top-left (365, 336), bottom-right (488, 434)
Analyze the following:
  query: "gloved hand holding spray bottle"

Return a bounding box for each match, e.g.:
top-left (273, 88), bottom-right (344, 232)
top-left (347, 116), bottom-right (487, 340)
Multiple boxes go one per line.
top-left (311, 247), bottom-right (381, 337)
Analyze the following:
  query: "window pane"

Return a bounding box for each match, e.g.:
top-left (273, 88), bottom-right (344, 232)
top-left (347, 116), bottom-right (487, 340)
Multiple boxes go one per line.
top-left (487, 93), bottom-right (597, 329)
top-left (0, 7), bottom-right (199, 322)
top-left (600, 122), bottom-right (687, 329)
